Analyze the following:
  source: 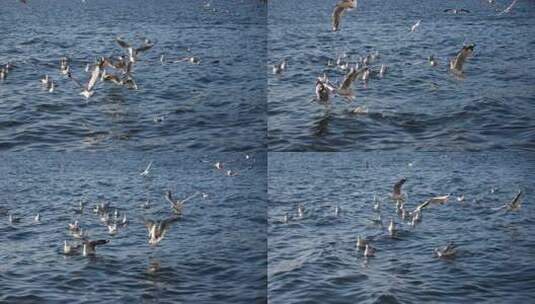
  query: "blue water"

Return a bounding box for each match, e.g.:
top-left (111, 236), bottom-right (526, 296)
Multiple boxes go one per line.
top-left (268, 152), bottom-right (535, 304)
top-left (268, 0), bottom-right (535, 151)
top-left (0, 152), bottom-right (266, 303)
top-left (0, 0), bottom-right (266, 152)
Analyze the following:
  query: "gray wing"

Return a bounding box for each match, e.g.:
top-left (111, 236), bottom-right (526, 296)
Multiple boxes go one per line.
top-left (89, 239), bottom-right (109, 246)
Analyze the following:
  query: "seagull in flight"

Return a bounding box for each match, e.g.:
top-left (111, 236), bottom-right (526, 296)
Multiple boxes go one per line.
top-left (493, 190), bottom-right (523, 212)
top-left (392, 178), bottom-right (407, 201)
top-left (413, 195), bottom-right (450, 213)
top-left (165, 190), bottom-right (201, 215)
top-left (140, 161), bottom-right (153, 176)
top-left (331, 0), bottom-right (357, 32)
top-left (116, 37), bottom-right (155, 63)
top-left (498, 0), bottom-right (518, 16)
top-left (410, 20), bottom-right (421, 32)
top-left (449, 44), bottom-right (475, 74)
top-left (144, 216), bottom-right (180, 246)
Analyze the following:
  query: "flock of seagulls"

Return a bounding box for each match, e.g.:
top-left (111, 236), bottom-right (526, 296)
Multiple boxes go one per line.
top-left (272, 0), bottom-right (521, 112)
top-left (3, 154), bottom-right (254, 260)
top-left (1, 34), bottom-right (203, 101)
top-left (279, 177), bottom-right (524, 261)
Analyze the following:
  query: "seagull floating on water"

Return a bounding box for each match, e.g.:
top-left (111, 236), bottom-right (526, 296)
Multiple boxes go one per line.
top-left (364, 243), bottom-right (376, 257)
top-left (63, 240), bottom-right (81, 255)
top-left (273, 59), bottom-right (287, 74)
top-left (434, 242), bottom-right (457, 259)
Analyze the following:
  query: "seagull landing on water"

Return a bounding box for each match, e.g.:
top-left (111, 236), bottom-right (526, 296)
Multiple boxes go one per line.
top-left (140, 161), bottom-right (153, 176)
top-left (144, 217), bottom-right (180, 246)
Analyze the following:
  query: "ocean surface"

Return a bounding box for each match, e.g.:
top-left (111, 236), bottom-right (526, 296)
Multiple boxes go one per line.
top-left (268, 152), bottom-right (535, 304)
top-left (0, 152), bottom-right (266, 303)
top-left (0, 0), bottom-right (267, 152)
top-left (268, 0), bottom-right (535, 151)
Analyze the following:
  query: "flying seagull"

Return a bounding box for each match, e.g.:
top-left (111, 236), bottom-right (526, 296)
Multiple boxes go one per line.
top-left (144, 217), bottom-right (180, 246)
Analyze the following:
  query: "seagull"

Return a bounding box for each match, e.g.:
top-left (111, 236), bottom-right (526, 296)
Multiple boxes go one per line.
top-left (434, 242), bottom-right (457, 259)
top-left (336, 66), bottom-right (363, 101)
top-left (226, 169), bottom-right (239, 176)
top-left (364, 244), bottom-right (376, 257)
top-left (428, 55), bottom-right (438, 67)
top-left (457, 195), bottom-right (465, 202)
top-left (8, 214), bottom-right (21, 224)
top-left (314, 77), bottom-right (335, 103)
top-left (444, 8), bottom-right (470, 14)
top-left (410, 20), bottom-right (421, 32)
top-left (144, 217), bottom-right (180, 246)
top-left (392, 178), bottom-right (407, 201)
top-left (282, 213), bottom-right (289, 223)
top-left (388, 218), bottom-right (396, 236)
top-left (72, 228), bottom-right (87, 239)
top-left (68, 220), bottom-right (80, 232)
top-left (334, 205), bottom-right (340, 216)
top-left (59, 57), bottom-right (70, 75)
top-left (379, 64), bottom-right (387, 77)
top-left (413, 195), bottom-right (450, 213)
top-left (373, 196), bottom-right (381, 211)
top-left (493, 190), bottom-right (523, 212)
top-left (116, 37), bottom-right (155, 63)
top-left (140, 161), bottom-right (153, 176)
top-left (68, 64), bottom-right (100, 98)
top-left (297, 204), bottom-right (305, 218)
top-left (331, 0), bottom-right (357, 32)
top-left (214, 162), bottom-right (224, 170)
top-left (165, 190), bottom-right (200, 215)
top-left (174, 56), bottom-right (201, 65)
top-left (273, 59), bottom-right (287, 74)
top-left (34, 213), bottom-right (41, 223)
top-left (449, 44), bottom-right (475, 74)
top-left (63, 240), bottom-right (81, 255)
top-left (141, 200), bottom-right (151, 209)
top-left (0, 68), bottom-right (6, 80)
top-left (498, 0), bottom-right (518, 16)
top-left (82, 239), bottom-right (110, 256)
top-left (108, 223), bottom-right (118, 235)
top-left (356, 235), bottom-right (367, 249)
